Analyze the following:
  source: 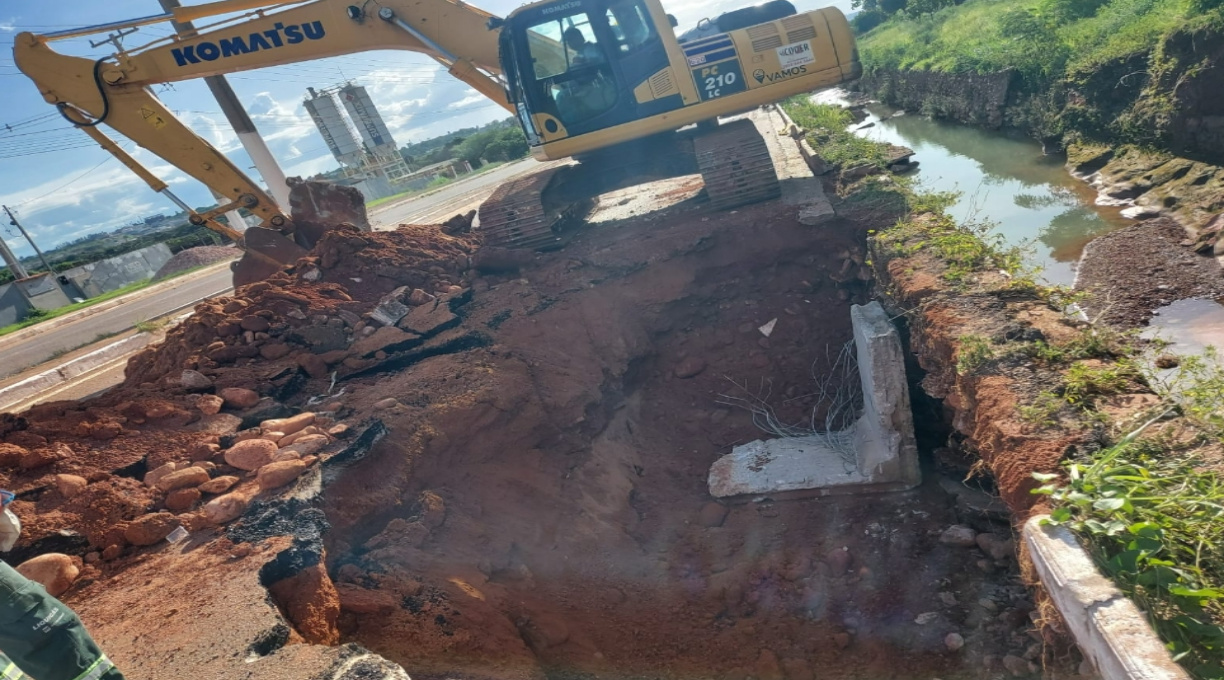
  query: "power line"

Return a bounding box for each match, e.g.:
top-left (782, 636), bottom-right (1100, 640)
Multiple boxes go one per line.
top-left (12, 155), bottom-right (118, 207)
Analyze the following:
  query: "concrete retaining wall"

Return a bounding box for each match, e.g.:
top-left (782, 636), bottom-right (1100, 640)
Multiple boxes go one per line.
top-left (63, 243), bottom-right (173, 298)
top-left (15, 273), bottom-right (73, 311)
top-left (1024, 516), bottom-right (1191, 680)
top-left (859, 68), bottom-right (1016, 129)
top-left (0, 283), bottom-right (31, 327)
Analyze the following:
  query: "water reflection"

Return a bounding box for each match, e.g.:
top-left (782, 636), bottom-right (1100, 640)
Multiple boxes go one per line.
top-left (819, 91), bottom-right (1130, 285)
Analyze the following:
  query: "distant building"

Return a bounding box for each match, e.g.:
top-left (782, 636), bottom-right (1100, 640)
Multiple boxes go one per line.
top-left (305, 87), bottom-right (365, 169)
top-left (303, 83), bottom-right (413, 200)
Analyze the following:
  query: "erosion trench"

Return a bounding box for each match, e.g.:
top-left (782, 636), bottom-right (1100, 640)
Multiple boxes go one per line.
top-left (310, 196), bottom-right (1036, 680)
top-left (1, 168), bottom-right (1058, 678)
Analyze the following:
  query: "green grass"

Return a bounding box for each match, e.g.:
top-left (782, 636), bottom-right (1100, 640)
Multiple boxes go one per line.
top-left (860, 0), bottom-right (1204, 91)
top-left (1036, 434), bottom-right (1224, 678)
top-left (785, 98), bottom-right (893, 170)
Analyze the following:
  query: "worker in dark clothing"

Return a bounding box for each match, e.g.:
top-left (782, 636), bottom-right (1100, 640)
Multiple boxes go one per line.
top-left (0, 490), bottom-right (124, 680)
top-left (563, 26), bottom-right (604, 66)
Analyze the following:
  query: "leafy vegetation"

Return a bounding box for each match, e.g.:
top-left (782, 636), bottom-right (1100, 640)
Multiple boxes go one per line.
top-left (956, 334), bottom-right (995, 374)
top-left (1154, 349), bottom-right (1224, 440)
top-left (399, 118), bottom-right (528, 170)
top-left (784, 91), bottom-right (1224, 676)
top-left (0, 221), bottom-right (228, 285)
top-left (784, 98), bottom-right (893, 170)
top-left (856, 0), bottom-right (1215, 99)
top-left (1036, 434), bottom-right (1224, 678)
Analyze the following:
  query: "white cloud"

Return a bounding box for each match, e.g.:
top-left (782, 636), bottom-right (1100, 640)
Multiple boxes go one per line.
top-left (0, 18), bottom-right (16, 33)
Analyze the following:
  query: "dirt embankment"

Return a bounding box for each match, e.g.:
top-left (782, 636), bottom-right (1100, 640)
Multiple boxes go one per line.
top-left (0, 180), bottom-right (1066, 680)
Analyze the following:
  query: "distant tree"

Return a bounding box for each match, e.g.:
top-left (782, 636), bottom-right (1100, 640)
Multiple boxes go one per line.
top-left (852, 8), bottom-right (888, 32)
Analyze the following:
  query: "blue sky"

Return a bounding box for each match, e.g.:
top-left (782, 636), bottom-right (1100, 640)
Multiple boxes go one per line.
top-left (0, 0), bottom-right (851, 258)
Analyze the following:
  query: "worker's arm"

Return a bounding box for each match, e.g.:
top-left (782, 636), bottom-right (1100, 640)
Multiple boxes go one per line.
top-left (12, 0), bottom-right (512, 227)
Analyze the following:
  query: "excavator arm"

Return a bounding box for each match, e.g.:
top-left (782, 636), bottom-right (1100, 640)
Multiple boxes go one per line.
top-left (12, 0), bottom-right (513, 230)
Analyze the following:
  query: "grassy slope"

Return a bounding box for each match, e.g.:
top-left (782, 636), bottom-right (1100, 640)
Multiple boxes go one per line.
top-left (860, 0), bottom-right (1196, 89)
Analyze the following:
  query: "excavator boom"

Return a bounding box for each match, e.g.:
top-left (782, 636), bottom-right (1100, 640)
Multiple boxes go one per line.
top-left (13, 0), bottom-right (511, 232)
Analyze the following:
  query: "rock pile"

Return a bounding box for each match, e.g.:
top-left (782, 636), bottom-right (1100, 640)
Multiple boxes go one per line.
top-left (124, 224), bottom-right (478, 388)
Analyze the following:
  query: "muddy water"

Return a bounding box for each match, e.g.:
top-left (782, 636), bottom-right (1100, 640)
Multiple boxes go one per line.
top-left (1143, 297), bottom-right (1224, 362)
top-left (815, 90), bottom-right (1130, 286)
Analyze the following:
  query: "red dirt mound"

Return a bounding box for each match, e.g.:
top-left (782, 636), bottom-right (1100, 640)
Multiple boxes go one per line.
top-left (152, 245), bottom-right (239, 281)
top-left (124, 224), bottom-right (479, 389)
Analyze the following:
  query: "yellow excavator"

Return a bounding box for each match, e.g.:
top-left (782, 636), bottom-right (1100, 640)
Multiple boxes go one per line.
top-left (13, 0), bottom-right (859, 282)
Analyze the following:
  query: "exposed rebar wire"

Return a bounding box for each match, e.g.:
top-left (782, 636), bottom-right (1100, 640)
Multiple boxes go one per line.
top-left (716, 340), bottom-right (863, 470)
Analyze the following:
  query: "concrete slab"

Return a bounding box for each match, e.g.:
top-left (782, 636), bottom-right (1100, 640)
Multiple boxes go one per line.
top-left (708, 301), bottom-right (919, 498)
top-left (749, 107), bottom-right (836, 225)
top-left (1024, 516), bottom-right (1190, 680)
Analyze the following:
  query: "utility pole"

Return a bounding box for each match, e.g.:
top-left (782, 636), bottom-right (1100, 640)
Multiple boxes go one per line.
top-left (2, 206), bottom-right (56, 275)
top-left (89, 27), bottom-right (138, 51)
top-left (158, 0), bottom-right (292, 210)
top-left (0, 230), bottom-right (29, 281)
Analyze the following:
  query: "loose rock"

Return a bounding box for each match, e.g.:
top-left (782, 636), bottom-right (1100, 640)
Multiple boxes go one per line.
top-left (196, 394), bottom-right (224, 415)
top-left (260, 412), bottom-right (315, 437)
top-left (224, 439), bottom-right (278, 471)
top-left (189, 442), bottom-right (221, 462)
top-left (0, 444), bottom-right (26, 468)
top-left (124, 513), bottom-right (180, 546)
top-left (825, 546), bottom-right (851, 573)
top-left (281, 434), bottom-right (329, 457)
top-left (155, 467), bottom-right (210, 493)
top-left (256, 460), bottom-right (308, 490)
top-left (203, 492), bottom-right (250, 524)
top-left (20, 446), bottom-right (62, 470)
top-left (165, 488), bottom-right (202, 512)
top-left (218, 387), bottom-right (260, 409)
top-left (240, 315), bottom-right (270, 332)
top-left (55, 474), bottom-right (87, 499)
top-left (179, 370), bottom-right (213, 390)
top-left (699, 502), bottom-right (729, 528)
top-left (674, 357), bottom-right (707, 379)
top-left (336, 583), bottom-right (398, 614)
top-left (939, 525), bottom-right (978, 547)
top-left (976, 533), bottom-right (1015, 561)
top-left (374, 398), bottom-right (399, 410)
top-left (144, 462), bottom-right (177, 488)
top-left (199, 476), bottom-right (239, 494)
top-left (16, 553), bottom-right (80, 597)
top-left (1002, 654), bottom-right (1030, 677)
top-left (944, 633), bottom-right (965, 652)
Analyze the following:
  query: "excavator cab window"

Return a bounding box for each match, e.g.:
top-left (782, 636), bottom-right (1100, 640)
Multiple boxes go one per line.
top-left (523, 10), bottom-right (618, 126)
top-left (605, 0), bottom-right (657, 53)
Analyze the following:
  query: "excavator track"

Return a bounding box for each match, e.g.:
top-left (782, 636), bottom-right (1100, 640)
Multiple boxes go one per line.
top-left (694, 118), bottom-right (781, 211)
top-left (479, 167), bottom-right (570, 250)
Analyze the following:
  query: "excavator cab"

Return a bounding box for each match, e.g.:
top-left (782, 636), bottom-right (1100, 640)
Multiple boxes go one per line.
top-left (502, 0), bottom-right (680, 145)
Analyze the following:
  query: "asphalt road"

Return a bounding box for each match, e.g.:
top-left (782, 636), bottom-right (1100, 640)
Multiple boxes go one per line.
top-left (370, 158), bottom-right (562, 228)
top-left (0, 159), bottom-right (558, 384)
top-left (0, 267), bottom-right (235, 380)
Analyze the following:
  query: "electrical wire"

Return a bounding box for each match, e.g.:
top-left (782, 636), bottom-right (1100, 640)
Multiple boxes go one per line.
top-left (12, 155), bottom-right (117, 207)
